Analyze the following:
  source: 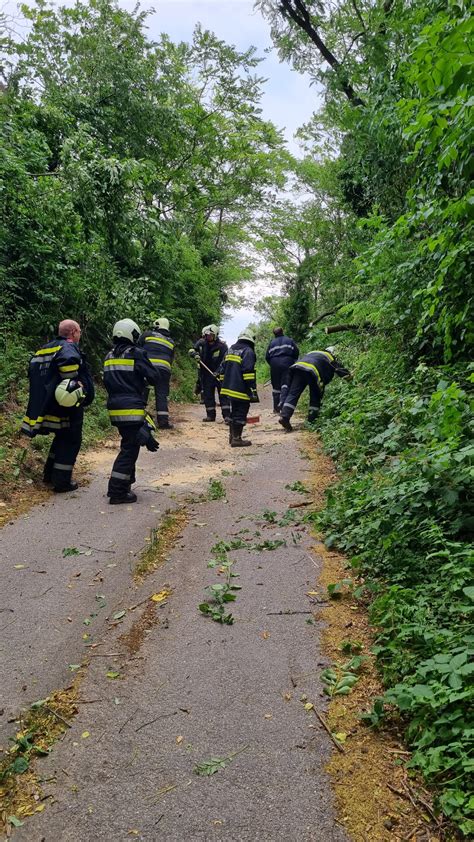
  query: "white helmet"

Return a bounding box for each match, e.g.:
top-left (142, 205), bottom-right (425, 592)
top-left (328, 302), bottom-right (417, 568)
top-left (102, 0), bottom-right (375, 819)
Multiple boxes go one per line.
top-left (238, 328), bottom-right (256, 344)
top-left (55, 379), bottom-right (85, 408)
top-left (153, 317), bottom-right (169, 331)
top-left (113, 318), bottom-right (141, 343)
top-left (203, 324), bottom-right (218, 337)
top-left (325, 346), bottom-right (335, 355)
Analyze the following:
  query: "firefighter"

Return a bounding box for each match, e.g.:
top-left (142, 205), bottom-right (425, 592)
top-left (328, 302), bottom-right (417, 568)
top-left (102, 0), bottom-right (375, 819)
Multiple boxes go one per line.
top-left (279, 347), bottom-right (351, 432)
top-left (104, 319), bottom-right (159, 504)
top-left (265, 327), bottom-right (299, 412)
top-left (21, 319), bottom-right (94, 492)
top-left (220, 328), bottom-right (259, 447)
top-left (138, 317), bottom-right (175, 429)
top-left (188, 324), bottom-right (229, 422)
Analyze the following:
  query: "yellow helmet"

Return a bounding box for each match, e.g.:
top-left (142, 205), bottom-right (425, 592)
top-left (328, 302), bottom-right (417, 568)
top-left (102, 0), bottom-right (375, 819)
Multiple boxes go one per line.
top-left (55, 379), bottom-right (85, 408)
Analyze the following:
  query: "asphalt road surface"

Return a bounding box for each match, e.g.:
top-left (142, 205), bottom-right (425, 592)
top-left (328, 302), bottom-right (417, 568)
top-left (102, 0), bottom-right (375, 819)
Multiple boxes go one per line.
top-left (1, 390), bottom-right (347, 841)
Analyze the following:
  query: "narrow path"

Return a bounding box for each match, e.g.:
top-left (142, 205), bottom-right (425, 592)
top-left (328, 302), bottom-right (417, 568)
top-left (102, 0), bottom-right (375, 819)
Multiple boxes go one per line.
top-left (2, 391), bottom-right (347, 841)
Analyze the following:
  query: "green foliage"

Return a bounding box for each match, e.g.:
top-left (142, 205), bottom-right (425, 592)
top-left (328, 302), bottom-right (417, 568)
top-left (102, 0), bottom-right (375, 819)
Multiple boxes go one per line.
top-left (1, 0), bottom-right (288, 388)
top-left (208, 479), bottom-right (226, 501)
top-left (258, 0), bottom-right (474, 832)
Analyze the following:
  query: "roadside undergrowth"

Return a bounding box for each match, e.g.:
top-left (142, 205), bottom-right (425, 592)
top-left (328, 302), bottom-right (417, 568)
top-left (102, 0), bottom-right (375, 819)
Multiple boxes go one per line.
top-left (303, 434), bottom-right (453, 842)
top-left (134, 507), bottom-right (188, 582)
top-left (0, 683), bottom-right (80, 836)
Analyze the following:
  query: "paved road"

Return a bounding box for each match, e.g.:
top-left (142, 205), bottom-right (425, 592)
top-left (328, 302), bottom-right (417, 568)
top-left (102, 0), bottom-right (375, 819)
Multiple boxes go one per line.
top-left (1, 391), bottom-right (347, 841)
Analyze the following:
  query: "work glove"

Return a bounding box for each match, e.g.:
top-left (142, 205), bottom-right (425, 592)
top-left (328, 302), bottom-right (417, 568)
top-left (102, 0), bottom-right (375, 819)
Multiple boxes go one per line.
top-left (188, 348), bottom-right (199, 359)
top-left (249, 388), bottom-right (260, 404)
top-left (137, 417), bottom-right (159, 451)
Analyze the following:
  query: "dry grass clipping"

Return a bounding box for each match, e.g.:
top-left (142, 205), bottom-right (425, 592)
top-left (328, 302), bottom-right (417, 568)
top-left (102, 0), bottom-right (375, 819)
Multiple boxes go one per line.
top-left (302, 433), bottom-right (446, 842)
top-left (0, 685), bottom-right (79, 836)
top-left (134, 507), bottom-right (188, 581)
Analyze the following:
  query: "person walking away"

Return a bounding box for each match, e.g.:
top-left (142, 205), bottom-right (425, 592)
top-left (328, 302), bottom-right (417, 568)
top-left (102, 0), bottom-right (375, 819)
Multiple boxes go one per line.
top-left (104, 319), bottom-right (160, 504)
top-left (265, 327), bottom-right (299, 413)
top-left (138, 317), bottom-right (175, 429)
top-left (279, 347), bottom-right (351, 432)
top-left (189, 324), bottom-right (229, 422)
top-left (220, 328), bottom-right (259, 447)
top-left (21, 319), bottom-right (94, 492)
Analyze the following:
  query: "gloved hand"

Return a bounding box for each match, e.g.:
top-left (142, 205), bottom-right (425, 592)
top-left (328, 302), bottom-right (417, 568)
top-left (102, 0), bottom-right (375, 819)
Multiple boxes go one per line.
top-left (249, 388), bottom-right (260, 403)
top-left (137, 421), bottom-right (159, 451)
top-left (188, 348), bottom-right (199, 359)
top-left (145, 435), bottom-right (159, 452)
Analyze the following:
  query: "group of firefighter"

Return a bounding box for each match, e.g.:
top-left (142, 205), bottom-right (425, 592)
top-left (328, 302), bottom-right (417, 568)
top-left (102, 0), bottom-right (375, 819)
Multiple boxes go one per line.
top-left (21, 317), bottom-right (350, 505)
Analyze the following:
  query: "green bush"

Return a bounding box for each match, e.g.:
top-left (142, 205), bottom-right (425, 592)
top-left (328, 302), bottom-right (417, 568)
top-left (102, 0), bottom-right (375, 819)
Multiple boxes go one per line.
top-left (316, 356), bottom-right (474, 833)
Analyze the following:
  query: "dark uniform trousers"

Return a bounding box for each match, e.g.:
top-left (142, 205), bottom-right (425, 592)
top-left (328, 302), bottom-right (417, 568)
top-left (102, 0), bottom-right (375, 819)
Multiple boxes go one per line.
top-left (107, 424), bottom-right (142, 498)
top-left (43, 410), bottom-right (84, 490)
top-left (155, 370), bottom-right (171, 427)
top-left (270, 359), bottom-right (292, 412)
top-left (230, 398), bottom-right (250, 427)
top-left (202, 372), bottom-right (230, 421)
top-left (280, 370), bottom-right (322, 423)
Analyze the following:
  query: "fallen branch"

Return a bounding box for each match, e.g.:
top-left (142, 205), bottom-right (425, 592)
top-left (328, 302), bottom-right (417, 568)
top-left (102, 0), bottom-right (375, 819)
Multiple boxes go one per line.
top-left (267, 610), bottom-right (313, 616)
top-left (311, 706), bottom-right (346, 753)
top-left (288, 501), bottom-right (312, 509)
top-left (135, 711), bottom-right (177, 732)
top-left (325, 324), bottom-right (363, 334)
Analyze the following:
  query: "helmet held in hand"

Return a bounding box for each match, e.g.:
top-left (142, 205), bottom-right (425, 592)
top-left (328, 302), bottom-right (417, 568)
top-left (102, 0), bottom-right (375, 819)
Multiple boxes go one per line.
top-left (55, 379), bottom-right (85, 408)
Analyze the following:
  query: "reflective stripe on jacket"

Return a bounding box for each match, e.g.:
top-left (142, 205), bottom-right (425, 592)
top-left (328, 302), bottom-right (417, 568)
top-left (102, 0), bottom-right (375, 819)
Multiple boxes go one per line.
top-left (138, 329), bottom-right (175, 373)
top-left (103, 341), bottom-right (158, 426)
top-left (265, 335), bottom-right (299, 365)
top-left (221, 340), bottom-right (256, 401)
top-left (290, 350), bottom-right (350, 390)
top-left (21, 338), bottom-right (94, 438)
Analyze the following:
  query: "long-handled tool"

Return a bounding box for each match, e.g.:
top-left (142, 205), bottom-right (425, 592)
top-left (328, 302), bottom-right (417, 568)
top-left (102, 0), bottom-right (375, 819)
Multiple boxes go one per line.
top-left (196, 358), bottom-right (220, 381)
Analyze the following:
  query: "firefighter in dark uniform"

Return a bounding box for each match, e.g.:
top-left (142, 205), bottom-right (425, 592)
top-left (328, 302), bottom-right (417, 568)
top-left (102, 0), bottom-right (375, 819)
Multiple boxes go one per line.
top-left (220, 328), bottom-right (259, 447)
top-left (138, 316), bottom-right (175, 429)
top-left (189, 324), bottom-right (229, 422)
top-left (279, 347), bottom-right (351, 432)
top-left (265, 327), bottom-right (299, 413)
top-left (21, 319), bottom-right (95, 492)
top-left (104, 319), bottom-right (160, 504)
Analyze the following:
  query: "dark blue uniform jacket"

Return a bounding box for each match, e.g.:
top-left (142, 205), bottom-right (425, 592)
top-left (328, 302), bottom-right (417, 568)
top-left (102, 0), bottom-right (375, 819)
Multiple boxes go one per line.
top-left (21, 337), bottom-right (94, 437)
top-left (138, 328), bottom-right (175, 375)
top-left (221, 340), bottom-right (257, 402)
top-left (265, 335), bottom-right (299, 366)
top-left (291, 350), bottom-right (350, 392)
top-left (103, 340), bottom-right (158, 426)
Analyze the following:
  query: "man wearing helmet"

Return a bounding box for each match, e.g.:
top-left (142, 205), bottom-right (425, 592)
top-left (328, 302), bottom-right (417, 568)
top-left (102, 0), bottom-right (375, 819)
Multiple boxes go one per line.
top-left (279, 347), bottom-right (351, 432)
top-left (138, 317), bottom-right (175, 429)
top-left (220, 328), bottom-right (259, 447)
top-left (20, 319), bottom-right (95, 492)
top-left (103, 319), bottom-right (160, 504)
top-left (189, 324), bottom-right (229, 423)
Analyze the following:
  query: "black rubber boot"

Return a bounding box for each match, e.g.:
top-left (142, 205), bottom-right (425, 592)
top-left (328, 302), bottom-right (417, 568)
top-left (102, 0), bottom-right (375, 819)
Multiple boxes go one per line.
top-left (54, 481), bottom-right (79, 493)
top-left (278, 416), bottom-right (293, 432)
top-left (230, 423), bottom-right (251, 447)
top-left (228, 422), bottom-right (234, 444)
top-left (109, 491), bottom-right (138, 505)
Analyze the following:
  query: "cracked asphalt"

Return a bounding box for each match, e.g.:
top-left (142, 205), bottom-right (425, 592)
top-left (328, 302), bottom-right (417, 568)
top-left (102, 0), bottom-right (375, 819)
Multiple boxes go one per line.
top-left (1, 389), bottom-right (348, 841)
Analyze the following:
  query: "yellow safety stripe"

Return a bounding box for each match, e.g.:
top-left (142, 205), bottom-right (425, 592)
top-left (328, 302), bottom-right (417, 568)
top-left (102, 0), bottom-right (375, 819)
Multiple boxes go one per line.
top-left (59, 364), bottom-right (79, 373)
top-left (243, 373), bottom-right (255, 380)
top-left (225, 354), bottom-right (242, 363)
top-left (109, 409), bottom-right (146, 417)
top-left (35, 345), bottom-right (61, 356)
top-left (145, 336), bottom-right (174, 349)
top-left (220, 388), bottom-right (249, 401)
top-left (149, 358), bottom-right (171, 368)
top-left (22, 414), bottom-right (66, 426)
top-left (104, 358), bottom-right (134, 366)
top-left (296, 361), bottom-right (323, 386)
top-left (309, 350), bottom-right (334, 362)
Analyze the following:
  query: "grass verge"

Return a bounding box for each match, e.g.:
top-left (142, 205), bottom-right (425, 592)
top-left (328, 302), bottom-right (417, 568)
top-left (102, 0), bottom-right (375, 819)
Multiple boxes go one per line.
top-left (303, 434), bottom-right (457, 841)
